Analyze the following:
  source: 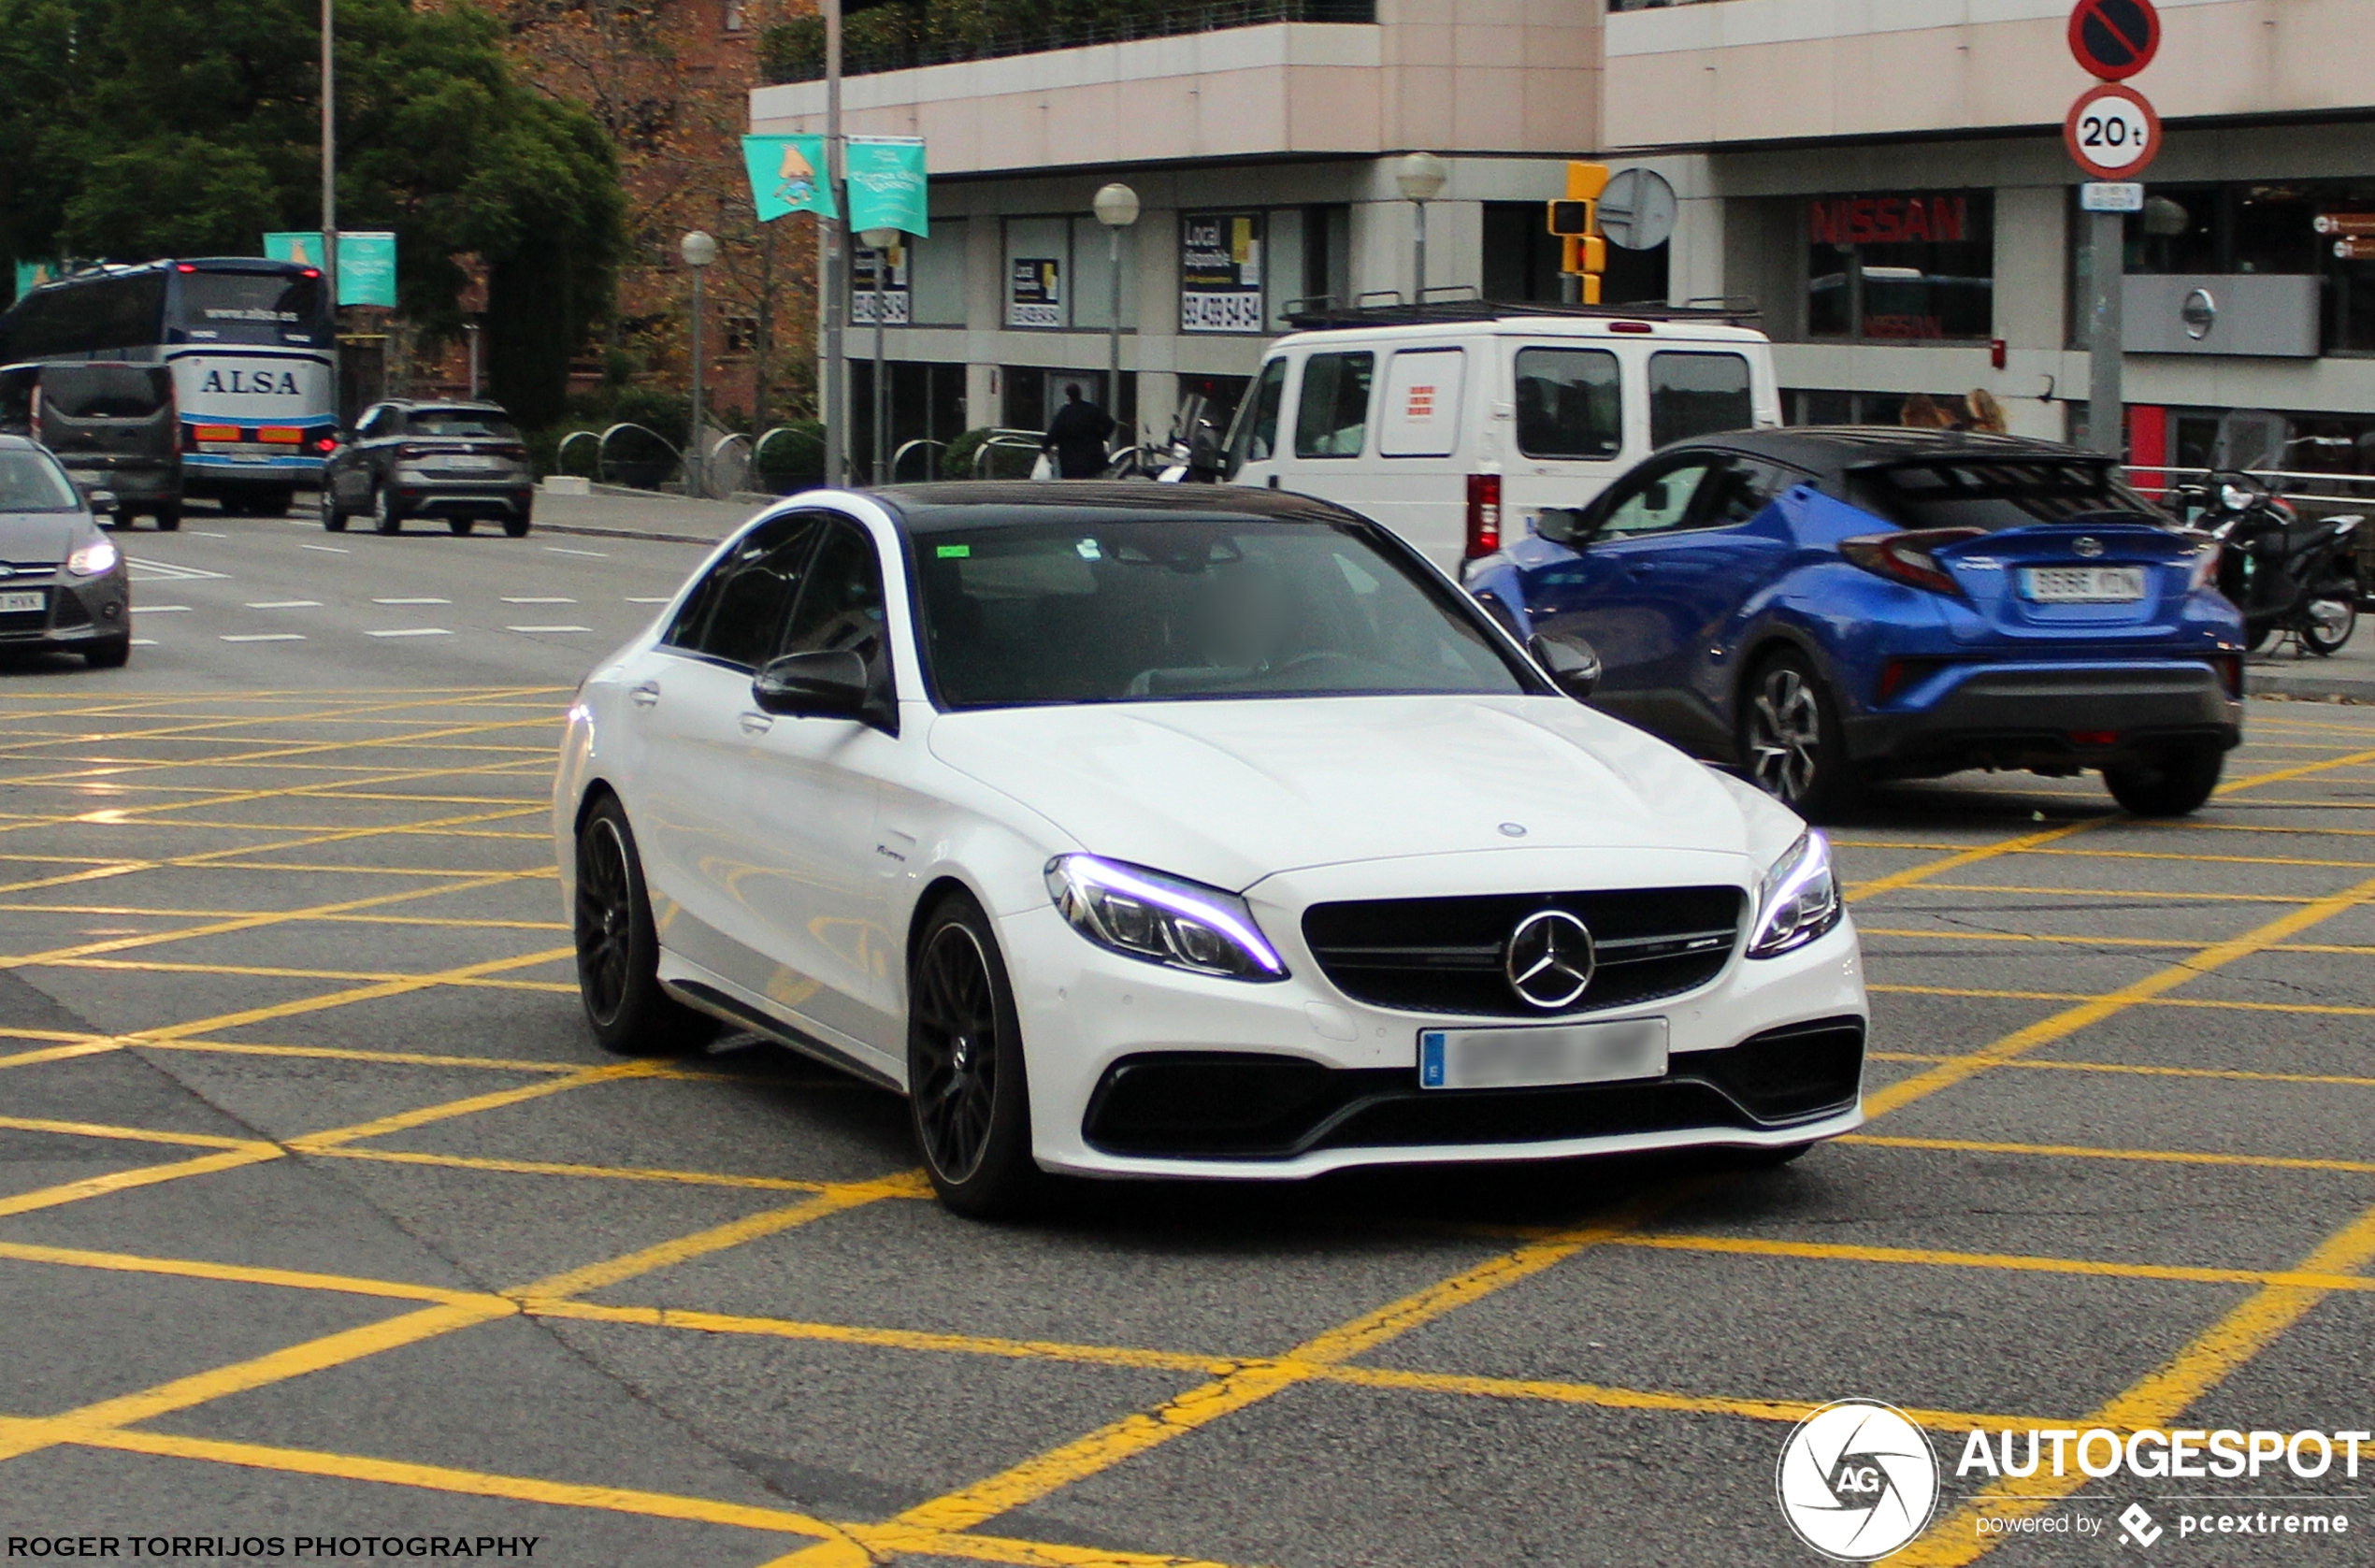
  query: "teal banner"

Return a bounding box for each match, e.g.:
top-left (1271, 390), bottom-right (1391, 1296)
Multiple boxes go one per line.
top-left (846, 137), bottom-right (928, 237)
top-left (13, 260), bottom-right (59, 300)
top-left (742, 135), bottom-right (836, 223)
top-left (261, 231), bottom-right (397, 307)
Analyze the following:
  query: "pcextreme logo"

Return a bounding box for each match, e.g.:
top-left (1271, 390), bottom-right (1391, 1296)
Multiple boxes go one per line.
top-left (1776, 1400), bottom-right (1942, 1561)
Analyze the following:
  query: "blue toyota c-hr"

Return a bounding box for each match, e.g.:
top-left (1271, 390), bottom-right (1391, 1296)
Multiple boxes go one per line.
top-left (1462, 428), bottom-right (2247, 820)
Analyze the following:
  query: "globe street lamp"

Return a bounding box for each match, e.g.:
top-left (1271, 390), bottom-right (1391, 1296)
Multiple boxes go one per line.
top-left (1395, 151), bottom-right (1448, 306)
top-left (859, 226), bottom-right (900, 484)
top-left (680, 230), bottom-right (718, 498)
top-left (1092, 183), bottom-right (1141, 446)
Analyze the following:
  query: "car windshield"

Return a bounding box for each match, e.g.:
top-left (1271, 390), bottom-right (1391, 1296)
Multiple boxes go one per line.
top-left (0, 449), bottom-right (82, 511)
top-left (913, 516), bottom-right (1533, 709)
top-left (1850, 460), bottom-right (2168, 532)
top-left (409, 408), bottom-right (519, 439)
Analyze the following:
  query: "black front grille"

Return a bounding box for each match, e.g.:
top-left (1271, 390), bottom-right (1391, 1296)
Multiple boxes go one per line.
top-left (1302, 886), bottom-right (1743, 1017)
top-left (0, 585), bottom-right (51, 638)
top-left (1081, 1018), bottom-right (1865, 1160)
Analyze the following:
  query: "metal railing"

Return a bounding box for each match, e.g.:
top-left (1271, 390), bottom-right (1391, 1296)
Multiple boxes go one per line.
top-left (554, 424), bottom-right (683, 492)
top-left (749, 425), bottom-right (827, 494)
top-left (972, 430), bottom-right (1046, 479)
top-left (2122, 465), bottom-right (2375, 511)
top-left (891, 439), bottom-right (946, 484)
top-left (763, 0), bottom-right (1374, 83)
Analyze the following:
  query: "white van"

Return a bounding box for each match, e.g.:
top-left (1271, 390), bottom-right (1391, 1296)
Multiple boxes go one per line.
top-left (1217, 307), bottom-right (1782, 572)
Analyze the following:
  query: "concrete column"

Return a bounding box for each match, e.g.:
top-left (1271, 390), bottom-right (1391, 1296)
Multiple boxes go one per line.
top-left (964, 217), bottom-right (1003, 430)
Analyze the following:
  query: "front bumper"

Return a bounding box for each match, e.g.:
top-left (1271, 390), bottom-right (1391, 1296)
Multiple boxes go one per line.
top-left (0, 568), bottom-right (131, 650)
top-left (1844, 659), bottom-right (2241, 774)
top-left (999, 853), bottom-right (1868, 1181)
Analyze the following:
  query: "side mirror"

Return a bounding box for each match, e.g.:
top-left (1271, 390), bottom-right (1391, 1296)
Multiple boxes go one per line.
top-left (86, 489), bottom-right (118, 512)
top-left (1537, 508), bottom-right (1588, 546)
top-left (753, 649), bottom-right (871, 719)
top-left (1528, 631), bottom-right (1601, 702)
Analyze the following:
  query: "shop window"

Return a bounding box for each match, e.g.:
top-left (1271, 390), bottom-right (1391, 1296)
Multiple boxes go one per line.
top-left (1806, 190), bottom-right (1993, 341)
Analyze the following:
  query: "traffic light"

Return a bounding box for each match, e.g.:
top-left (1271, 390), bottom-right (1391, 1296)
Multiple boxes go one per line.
top-left (1547, 163), bottom-right (1611, 304)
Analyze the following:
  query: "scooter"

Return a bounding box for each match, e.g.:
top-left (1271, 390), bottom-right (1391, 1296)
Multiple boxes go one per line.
top-left (1101, 395), bottom-right (1223, 483)
top-left (2179, 469), bottom-right (2363, 655)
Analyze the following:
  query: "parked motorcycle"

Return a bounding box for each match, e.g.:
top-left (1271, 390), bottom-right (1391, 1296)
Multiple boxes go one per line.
top-left (2177, 469), bottom-right (2362, 655)
top-left (1101, 394), bottom-right (1223, 483)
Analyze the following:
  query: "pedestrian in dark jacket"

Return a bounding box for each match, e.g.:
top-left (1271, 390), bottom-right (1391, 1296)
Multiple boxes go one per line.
top-left (1042, 383), bottom-right (1116, 479)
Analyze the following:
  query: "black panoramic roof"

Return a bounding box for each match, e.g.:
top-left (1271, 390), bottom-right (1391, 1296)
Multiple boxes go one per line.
top-left (1687, 425), bottom-right (2114, 482)
top-left (874, 482), bottom-right (1362, 530)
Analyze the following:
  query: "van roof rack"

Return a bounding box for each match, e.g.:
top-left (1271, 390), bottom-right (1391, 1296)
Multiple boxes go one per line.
top-left (1279, 296), bottom-right (1763, 331)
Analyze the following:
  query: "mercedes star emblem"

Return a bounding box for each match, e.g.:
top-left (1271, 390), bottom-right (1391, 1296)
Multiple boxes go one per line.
top-left (2073, 537), bottom-right (2105, 558)
top-left (1504, 909), bottom-right (1596, 1010)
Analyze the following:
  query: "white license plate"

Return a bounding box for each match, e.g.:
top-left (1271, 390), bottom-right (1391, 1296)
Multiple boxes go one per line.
top-left (1419, 1017), bottom-right (1669, 1091)
top-left (2021, 566), bottom-right (2146, 602)
top-left (0, 591), bottom-right (45, 613)
top-left (442, 454), bottom-right (497, 469)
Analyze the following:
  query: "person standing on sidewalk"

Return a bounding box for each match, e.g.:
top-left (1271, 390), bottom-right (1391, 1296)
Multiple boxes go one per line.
top-left (1042, 383), bottom-right (1117, 479)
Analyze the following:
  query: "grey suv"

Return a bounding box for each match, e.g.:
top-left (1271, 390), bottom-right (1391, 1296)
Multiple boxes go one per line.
top-left (322, 400), bottom-right (533, 536)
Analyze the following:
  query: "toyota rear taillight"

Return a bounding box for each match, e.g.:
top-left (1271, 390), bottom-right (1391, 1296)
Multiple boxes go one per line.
top-left (1839, 527), bottom-right (1986, 597)
top-left (1465, 474), bottom-right (1503, 559)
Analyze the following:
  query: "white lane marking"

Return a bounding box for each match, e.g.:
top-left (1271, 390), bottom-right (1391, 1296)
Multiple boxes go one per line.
top-left (281, 519), bottom-right (314, 527)
top-left (373, 597), bottom-right (451, 605)
top-left (300, 544), bottom-right (348, 554)
top-left (625, 597), bottom-right (671, 604)
top-left (129, 639), bottom-right (158, 647)
top-left (246, 599), bottom-right (322, 610)
top-left (367, 627), bottom-right (452, 639)
top-left (186, 530), bottom-right (229, 539)
top-left (132, 606), bottom-right (190, 614)
top-left (220, 633), bottom-right (306, 643)
top-left (544, 546), bottom-right (608, 558)
top-left (507, 625), bottom-right (591, 634)
top-left (501, 596), bottom-right (577, 604)
top-left (127, 557), bottom-right (230, 581)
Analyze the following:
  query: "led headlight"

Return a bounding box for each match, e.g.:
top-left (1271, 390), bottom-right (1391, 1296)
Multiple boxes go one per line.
top-left (1044, 855), bottom-right (1288, 981)
top-left (1747, 829), bottom-right (1842, 958)
top-left (65, 538), bottom-right (119, 578)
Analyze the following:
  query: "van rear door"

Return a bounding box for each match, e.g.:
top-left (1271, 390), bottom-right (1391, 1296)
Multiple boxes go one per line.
top-left (36, 366), bottom-right (178, 505)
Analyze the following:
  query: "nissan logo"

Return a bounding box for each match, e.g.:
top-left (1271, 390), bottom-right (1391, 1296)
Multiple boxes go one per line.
top-left (1504, 909), bottom-right (1596, 1010)
top-left (2073, 537), bottom-right (2105, 558)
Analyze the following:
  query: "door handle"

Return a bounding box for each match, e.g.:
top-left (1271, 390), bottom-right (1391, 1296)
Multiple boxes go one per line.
top-left (628, 681), bottom-right (661, 708)
top-left (739, 711), bottom-right (774, 735)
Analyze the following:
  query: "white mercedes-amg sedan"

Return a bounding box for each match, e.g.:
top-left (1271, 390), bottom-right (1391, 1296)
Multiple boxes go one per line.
top-left (554, 484), bottom-right (1867, 1216)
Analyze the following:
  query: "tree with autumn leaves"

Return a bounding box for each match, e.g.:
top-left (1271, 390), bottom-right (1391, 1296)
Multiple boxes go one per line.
top-left (0, 0), bottom-right (626, 426)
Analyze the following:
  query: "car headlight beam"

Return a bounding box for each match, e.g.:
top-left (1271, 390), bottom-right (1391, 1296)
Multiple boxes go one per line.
top-left (1747, 829), bottom-right (1843, 958)
top-left (1044, 855), bottom-right (1288, 981)
top-left (65, 538), bottom-right (119, 578)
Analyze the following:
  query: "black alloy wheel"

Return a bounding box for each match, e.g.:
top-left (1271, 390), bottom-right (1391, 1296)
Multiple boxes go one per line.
top-left (907, 895), bottom-right (1039, 1217)
top-left (2104, 744), bottom-right (2224, 817)
top-left (572, 794), bottom-right (712, 1055)
top-left (1741, 651), bottom-right (1857, 821)
top-left (373, 482), bottom-right (403, 535)
top-left (2299, 585), bottom-right (2357, 657)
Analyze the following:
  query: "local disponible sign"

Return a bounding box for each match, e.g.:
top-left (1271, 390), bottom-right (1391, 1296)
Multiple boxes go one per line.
top-left (1007, 258), bottom-right (1060, 327)
top-left (1178, 213), bottom-right (1264, 333)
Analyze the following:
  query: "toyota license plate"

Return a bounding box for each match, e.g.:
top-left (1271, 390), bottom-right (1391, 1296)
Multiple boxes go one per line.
top-left (1418, 1017), bottom-right (1668, 1091)
top-left (0, 591), bottom-right (44, 613)
top-left (2021, 566), bottom-right (2146, 602)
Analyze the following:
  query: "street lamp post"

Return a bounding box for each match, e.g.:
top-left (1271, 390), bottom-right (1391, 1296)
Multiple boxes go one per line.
top-left (681, 230), bottom-right (718, 499)
top-left (1395, 151), bottom-right (1447, 305)
top-left (822, 0), bottom-right (847, 486)
top-left (1091, 182), bottom-right (1140, 447)
top-left (859, 227), bottom-right (900, 485)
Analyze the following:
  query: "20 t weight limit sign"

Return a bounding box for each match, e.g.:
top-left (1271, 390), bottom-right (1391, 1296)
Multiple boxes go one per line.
top-left (2066, 83), bottom-right (2161, 180)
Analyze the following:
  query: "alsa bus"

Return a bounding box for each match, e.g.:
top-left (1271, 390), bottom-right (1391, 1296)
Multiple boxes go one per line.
top-left (0, 258), bottom-right (336, 515)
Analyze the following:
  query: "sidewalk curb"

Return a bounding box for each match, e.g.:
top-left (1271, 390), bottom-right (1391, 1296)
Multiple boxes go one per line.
top-left (534, 521), bottom-right (721, 548)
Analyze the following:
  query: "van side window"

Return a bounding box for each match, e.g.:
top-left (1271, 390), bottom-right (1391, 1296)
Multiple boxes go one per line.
top-left (1649, 352), bottom-right (1754, 447)
top-left (1224, 358), bottom-right (1288, 477)
top-left (1513, 348), bottom-right (1620, 460)
top-left (1293, 351), bottom-right (1373, 458)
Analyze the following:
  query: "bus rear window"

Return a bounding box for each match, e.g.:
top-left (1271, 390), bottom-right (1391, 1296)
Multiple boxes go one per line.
top-left (174, 272), bottom-right (329, 343)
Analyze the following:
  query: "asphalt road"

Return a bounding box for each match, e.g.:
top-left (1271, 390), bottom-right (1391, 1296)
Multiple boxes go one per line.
top-left (1, 497), bottom-right (2371, 1567)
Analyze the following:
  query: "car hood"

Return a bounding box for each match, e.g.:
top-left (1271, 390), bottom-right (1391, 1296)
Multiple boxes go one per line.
top-left (0, 511), bottom-right (85, 563)
top-left (927, 695), bottom-right (1764, 891)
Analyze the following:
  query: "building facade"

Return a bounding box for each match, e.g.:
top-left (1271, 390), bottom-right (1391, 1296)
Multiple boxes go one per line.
top-left (751, 0), bottom-right (2375, 482)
